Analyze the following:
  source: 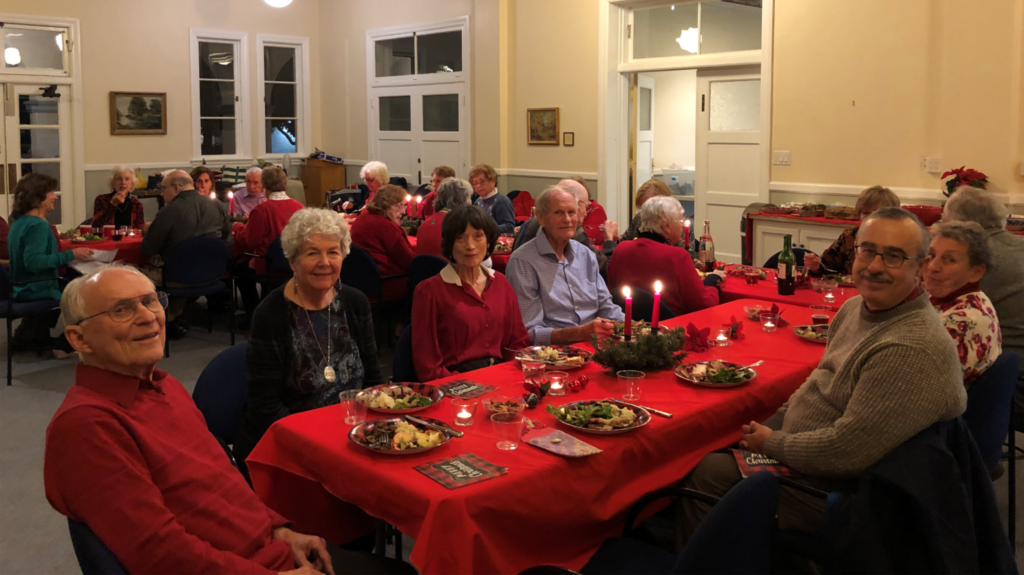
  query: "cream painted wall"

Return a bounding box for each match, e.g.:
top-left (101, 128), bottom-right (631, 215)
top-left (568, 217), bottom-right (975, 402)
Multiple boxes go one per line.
top-left (4, 0), bottom-right (322, 166)
top-left (316, 0), bottom-right (500, 171)
top-left (644, 69), bottom-right (697, 170)
top-left (772, 0), bottom-right (1024, 196)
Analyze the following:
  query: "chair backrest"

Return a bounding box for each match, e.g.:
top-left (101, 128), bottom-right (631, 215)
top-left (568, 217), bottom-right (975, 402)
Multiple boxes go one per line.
top-left (340, 244), bottom-right (382, 297)
top-left (674, 472), bottom-right (779, 574)
top-left (68, 519), bottom-right (127, 575)
top-left (392, 324), bottom-right (418, 383)
top-left (407, 255), bottom-right (449, 303)
top-left (389, 176), bottom-right (409, 189)
top-left (763, 247), bottom-right (814, 269)
top-left (612, 287), bottom-right (676, 323)
top-left (265, 237), bottom-right (292, 276)
top-left (192, 342), bottom-right (250, 443)
top-left (963, 352), bottom-right (1021, 471)
top-left (506, 190), bottom-right (521, 202)
top-left (0, 264), bottom-right (11, 300)
top-left (162, 234), bottom-right (230, 286)
top-left (512, 192), bottom-right (535, 218)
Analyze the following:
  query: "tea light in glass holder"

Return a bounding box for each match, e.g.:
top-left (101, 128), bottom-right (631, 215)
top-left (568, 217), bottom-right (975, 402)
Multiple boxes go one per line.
top-left (822, 289), bottom-right (836, 304)
top-left (547, 370), bottom-right (569, 396)
top-left (715, 328), bottom-right (731, 346)
top-left (759, 312), bottom-right (779, 333)
top-left (451, 398), bottom-right (479, 427)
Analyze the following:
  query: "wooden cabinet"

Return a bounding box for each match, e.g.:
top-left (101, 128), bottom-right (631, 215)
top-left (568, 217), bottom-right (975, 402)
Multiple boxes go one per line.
top-left (751, 215), bottom-right (856, 267)
top-left (300, 159), bottom-right (347, 207)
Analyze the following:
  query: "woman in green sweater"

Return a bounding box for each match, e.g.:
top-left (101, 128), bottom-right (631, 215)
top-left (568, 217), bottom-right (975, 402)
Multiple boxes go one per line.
top-left (8, 174), bottom-right (91, 352)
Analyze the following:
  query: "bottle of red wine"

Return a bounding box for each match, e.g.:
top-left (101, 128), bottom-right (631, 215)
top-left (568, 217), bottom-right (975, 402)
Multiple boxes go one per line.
top-left (778, 235), bottom-right (797, 296)
top-left (697, 220), bottom-right (716, 272)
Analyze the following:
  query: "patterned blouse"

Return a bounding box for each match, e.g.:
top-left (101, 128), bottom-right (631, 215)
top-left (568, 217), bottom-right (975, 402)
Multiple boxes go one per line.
top-left (930, 282), bottom-right (1002, 388)
top-left (818, 226), bottom-right (859, 275)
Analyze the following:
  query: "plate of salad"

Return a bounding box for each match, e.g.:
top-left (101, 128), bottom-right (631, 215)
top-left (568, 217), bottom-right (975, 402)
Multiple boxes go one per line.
top-left (546, 400), bottom-right (651, 435)
top-left (674, 360), bottom-right (758, 388)
top-left (348, 417), bottom-right (452, 455)
top-left (357, 384), bottom-right (444, 414)
top-left (515, 345), bottom-right (592, 370)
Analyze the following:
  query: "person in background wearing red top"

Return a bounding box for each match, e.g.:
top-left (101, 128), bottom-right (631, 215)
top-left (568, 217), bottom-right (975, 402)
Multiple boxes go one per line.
top-left (342, 161), bottom-right (388, 212)
top-left (231, 167), bottom-right (305, 329)
top-left (415, 177), bottom-right (473, 258)
top-left (419, 165), bottom-right (455, 219)
top-left (44, 264), bottom-right (334, 575)
top-left (608, 196), bottom-right (724, 316)
top-left (412, 205), bottom-right (529, 381)
top-left (570, 175), bottom-right (609, 248)
top-left (350, 185), bottom-right (416, 301)
top-left (91, 166), bottom-right (146, 229)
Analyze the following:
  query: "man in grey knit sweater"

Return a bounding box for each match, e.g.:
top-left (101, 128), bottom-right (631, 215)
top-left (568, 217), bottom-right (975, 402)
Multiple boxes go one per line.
top-left (682, 208), bottom-right (967, 537)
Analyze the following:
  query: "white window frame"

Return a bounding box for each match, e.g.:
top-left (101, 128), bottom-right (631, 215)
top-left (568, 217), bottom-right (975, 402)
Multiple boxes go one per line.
top-left (189, 28), bottom-right (250, 162)
top-left (256, 34), bottom-right (311, 158)
top-left (367, 17), bottom-right (470, 88)
top-left (1, 22), bottom-right (71, 77)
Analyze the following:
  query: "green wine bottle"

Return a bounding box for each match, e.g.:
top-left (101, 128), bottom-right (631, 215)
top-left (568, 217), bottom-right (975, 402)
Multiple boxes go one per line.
top-left (778, 234), bottom-right (796, 296)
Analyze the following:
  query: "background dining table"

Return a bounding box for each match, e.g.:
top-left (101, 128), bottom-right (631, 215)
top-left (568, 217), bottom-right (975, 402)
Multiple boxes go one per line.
top-left (58, 235), bottom-right (147, 266)
top-left (246, 298), bottom-right (836, 574)
top-left (718, 265), bottom-right (858, 309)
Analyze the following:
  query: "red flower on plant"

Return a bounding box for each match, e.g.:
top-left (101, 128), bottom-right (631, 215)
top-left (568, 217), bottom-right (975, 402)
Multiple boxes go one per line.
top-left (684, 323), bottom-right (712, 352)
top-left (941, 166), bottom-right (989, 196)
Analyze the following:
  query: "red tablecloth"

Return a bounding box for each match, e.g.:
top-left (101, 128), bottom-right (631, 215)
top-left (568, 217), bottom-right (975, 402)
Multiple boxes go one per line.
top-left (247, 299), bottom-right (825, 574)
top-left (58, 236), bottom-right (146, 266)
top-left (719, 266), bottom-right (858, 309)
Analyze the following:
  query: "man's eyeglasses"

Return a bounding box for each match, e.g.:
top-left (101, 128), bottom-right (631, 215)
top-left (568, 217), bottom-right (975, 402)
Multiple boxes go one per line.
top-left (76, 292), bottom-right (169, 325)
top-left (853, 245), bottom-right (921, 268)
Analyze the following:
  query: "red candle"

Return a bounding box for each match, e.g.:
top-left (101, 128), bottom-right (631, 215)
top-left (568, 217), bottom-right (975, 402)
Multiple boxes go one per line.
top-left (623, 287), bottom-right (632, 341)
top-left (227, 191), bottom-right (234, 215)
top-left (416, 195), bottom-right (423, 218)
top-left (651, 281), bottom-right (662, 330)
top-left (684, 219), bottom-right (691, 249)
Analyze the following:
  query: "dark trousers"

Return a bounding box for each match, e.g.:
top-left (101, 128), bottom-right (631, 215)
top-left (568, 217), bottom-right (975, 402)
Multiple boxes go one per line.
top-left (232, 261), bottom-right (261, 316)
top-left (13, 309), bottom-right (73, 352)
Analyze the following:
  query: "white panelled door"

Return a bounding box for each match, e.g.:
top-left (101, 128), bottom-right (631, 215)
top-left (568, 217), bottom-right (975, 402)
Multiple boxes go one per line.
top-left (635, 74), bottom-right (655, 194)
top-left (371, 83), bottom-right (467, 186)
top-left (2, 84), bottom-right (73, 227)
top-left (695, 67), bottom-right (761, 264)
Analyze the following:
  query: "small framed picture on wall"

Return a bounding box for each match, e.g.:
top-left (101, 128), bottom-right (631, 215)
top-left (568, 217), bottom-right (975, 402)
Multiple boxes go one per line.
top-left (527, 108), bottom-right (559, 145)
top-left (109, 91), bottom-right (167, 135)
top-left (563, 132), bottom-right (574, 147)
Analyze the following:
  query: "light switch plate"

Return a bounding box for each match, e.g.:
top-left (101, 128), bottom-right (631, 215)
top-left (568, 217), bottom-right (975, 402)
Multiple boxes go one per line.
top-left (922, 156), bottom-right (942, 173)
top-left (772, 151), bottom-right (791, 166)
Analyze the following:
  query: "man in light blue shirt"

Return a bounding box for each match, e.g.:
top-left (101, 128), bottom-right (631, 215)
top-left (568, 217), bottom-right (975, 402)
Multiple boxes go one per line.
top-left (507, 185), bottom-right (624, 345)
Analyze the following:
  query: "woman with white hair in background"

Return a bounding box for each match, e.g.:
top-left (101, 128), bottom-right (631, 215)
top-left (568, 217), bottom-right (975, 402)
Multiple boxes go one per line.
top-left (415, 177), bottom-right (474, 258)
top-left (233, 208), bottom-right (382, 469)
top-left (91, 166), bottom-right (145, 229)
top-left (342, 160), bottom-right (390, 212)
top-left (607, 196), bottom-right (723, 316)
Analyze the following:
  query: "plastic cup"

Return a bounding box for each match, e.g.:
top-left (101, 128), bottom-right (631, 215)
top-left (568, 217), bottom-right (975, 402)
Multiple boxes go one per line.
top-left (809, 305), bottom-right (832, 325)
top-left (492, 412), bottom-right (524, 450)
top-left (339, 390), bottom-right (367, 425)
top-left (617, 370), bottom-right (645, 401)
top-left (522, 359), bottom-right (546, 388)
top-left (745, 271), bottom-right (759, 285)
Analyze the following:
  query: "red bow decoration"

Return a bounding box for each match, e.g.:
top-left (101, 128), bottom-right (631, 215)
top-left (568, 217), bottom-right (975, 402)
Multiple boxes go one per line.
top-left (684, 323), bottom-right (712, 352)
top-left (770, 304), bottom-right (791, 328)
top-left (726, 316), bottom-right (745, 340)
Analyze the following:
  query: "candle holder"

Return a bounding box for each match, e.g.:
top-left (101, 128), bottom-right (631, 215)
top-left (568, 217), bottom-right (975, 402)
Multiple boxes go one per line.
top-left (451, 398), bottom-right (479, 427)
top-left (546, 371), bottom-right (569, 396)
top-left (715, 328), bottom-right (731, 346)
top-left (759, 312), bottom-right (779, 333)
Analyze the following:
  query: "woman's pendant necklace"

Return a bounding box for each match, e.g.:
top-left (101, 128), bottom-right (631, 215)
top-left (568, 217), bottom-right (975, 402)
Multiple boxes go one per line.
top-left (324, 365), bottom-right (337, 382)
top-left (299, 281), bottom-right (337, 383)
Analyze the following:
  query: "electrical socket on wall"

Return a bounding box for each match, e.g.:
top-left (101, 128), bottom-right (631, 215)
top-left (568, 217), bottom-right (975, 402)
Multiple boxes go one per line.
top-left (922, 156), bottom-right (942, 173)
top-left (772, 151), bottom-right (791, 166)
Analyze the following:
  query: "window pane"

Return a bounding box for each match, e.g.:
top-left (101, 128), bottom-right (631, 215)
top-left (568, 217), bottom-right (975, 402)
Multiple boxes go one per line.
top-left (375, 36), bottom-right (413, 77)
top-left (200, 80), bottom-right (235, 117)
top-left (3, 25), bottom-right (65, 72)
top-left (264, 46), bottom-right (296, 82)
top-left (417, 31), bottom-right (462, 74)
top-left (18, 95), bottom-right (58, 125)
top-left (266, 83), bottom-right (296, 118)
top-left (700, 1), bottom-right (762, 54)
top-left (22, 162), bottom-right (61, 189)
top-left (639, 87), bottom-right (652, 131)
top-left (632, 4), bottom-right (699, 59)
top-left (20, 129), bottom-right (59, 159)
top-left (709, 79), bottom-right (761, 131)
top-left (201, 119), bottom-right (237, 155)
top-left (198, 41), bottom-right (235, 80)
top-left (379, 96), bottom-right (411, 131)
top-left (423, 94), bottom-right (459, 132)
top-left (266, 120), bottom-right (298, 154)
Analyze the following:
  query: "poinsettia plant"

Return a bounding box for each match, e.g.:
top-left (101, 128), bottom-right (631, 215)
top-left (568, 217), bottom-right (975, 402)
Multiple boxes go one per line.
top-left (725, 316), bottom-right (745, 340)
top-left (684, 323), bottom-right (712, 353)
top-left (940, 166), bottom-right (988, 197)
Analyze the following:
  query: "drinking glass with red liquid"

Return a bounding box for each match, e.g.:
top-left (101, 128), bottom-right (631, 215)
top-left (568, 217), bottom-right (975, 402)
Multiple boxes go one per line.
top-left (809, 305), bottom-right (832, 325)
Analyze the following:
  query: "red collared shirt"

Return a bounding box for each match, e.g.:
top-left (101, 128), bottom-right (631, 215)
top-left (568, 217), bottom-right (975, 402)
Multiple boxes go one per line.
top-left (44, 364), bottom-right (293, 574)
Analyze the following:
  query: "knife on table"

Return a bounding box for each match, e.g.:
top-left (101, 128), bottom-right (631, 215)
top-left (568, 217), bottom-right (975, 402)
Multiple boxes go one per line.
top-left (406, 415), bottom-right (464, 438)
top-left (609, 398), bottom-right (673, 418)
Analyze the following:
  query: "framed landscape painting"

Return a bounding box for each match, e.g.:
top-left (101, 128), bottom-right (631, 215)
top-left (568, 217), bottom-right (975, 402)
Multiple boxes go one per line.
top-left (109, 91), bottom-right (167, 135)
top-left (527, 108), bottom-right (559, 145)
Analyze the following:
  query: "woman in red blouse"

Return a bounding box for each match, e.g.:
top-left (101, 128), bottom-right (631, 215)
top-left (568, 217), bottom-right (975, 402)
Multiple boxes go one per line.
top-left (349, 184), bottom-right (416, 301)
top-left (608, 196), bottom-right (723, 316)
top-left (411, 205), bottom-right (529, 382)
top-left (92, 166), bottom-right (145, 229)
top-left (415, 177), bottom-right (473, 258)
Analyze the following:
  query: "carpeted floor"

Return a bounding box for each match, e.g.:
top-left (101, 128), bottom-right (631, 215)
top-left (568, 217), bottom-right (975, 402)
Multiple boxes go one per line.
top-left (1, 304), bottom-right (1021, 573)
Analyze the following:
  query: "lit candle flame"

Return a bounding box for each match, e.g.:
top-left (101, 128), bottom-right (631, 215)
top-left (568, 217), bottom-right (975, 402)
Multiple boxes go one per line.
top-left (623, 286), bottom-right (631, 299)
top-left (209, 192), bottom-right (217, 199)
top-left (416, 195), bottom-right (422, 204)
top-left (227, 191), bottom-right (234, 199)
top-left (654, 280), bottom-right (662, 294)
top-left (684, 219), bottom-right (691, 228)
top-left (406, 194), bottom-right (412, 203)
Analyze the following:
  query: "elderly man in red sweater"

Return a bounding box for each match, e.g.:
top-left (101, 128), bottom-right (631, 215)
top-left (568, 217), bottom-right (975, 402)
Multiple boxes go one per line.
top-left (44, 264), bottom-right (336, 574)
top-left (607, 196), bottom-right (723, 316)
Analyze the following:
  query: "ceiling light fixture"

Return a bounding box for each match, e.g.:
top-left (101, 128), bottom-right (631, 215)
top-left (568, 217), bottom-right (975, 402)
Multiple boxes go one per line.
top-left (264, 0), bottom-right (293, 7)
top-left (671, 5), bottom-right (675, 9)
top-left (4, 47), bottom-right (21, 66)
top-left (675, 27), bottom-right (699, 54)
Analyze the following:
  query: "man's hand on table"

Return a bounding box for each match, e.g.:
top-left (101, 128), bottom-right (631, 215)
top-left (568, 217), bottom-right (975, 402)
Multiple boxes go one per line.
top-left (739, 421), bottom-right (773, 454)
top-left (550, 318), bottom-right (616, 344)
top-left (273, 527), bottom-right (335, 575)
